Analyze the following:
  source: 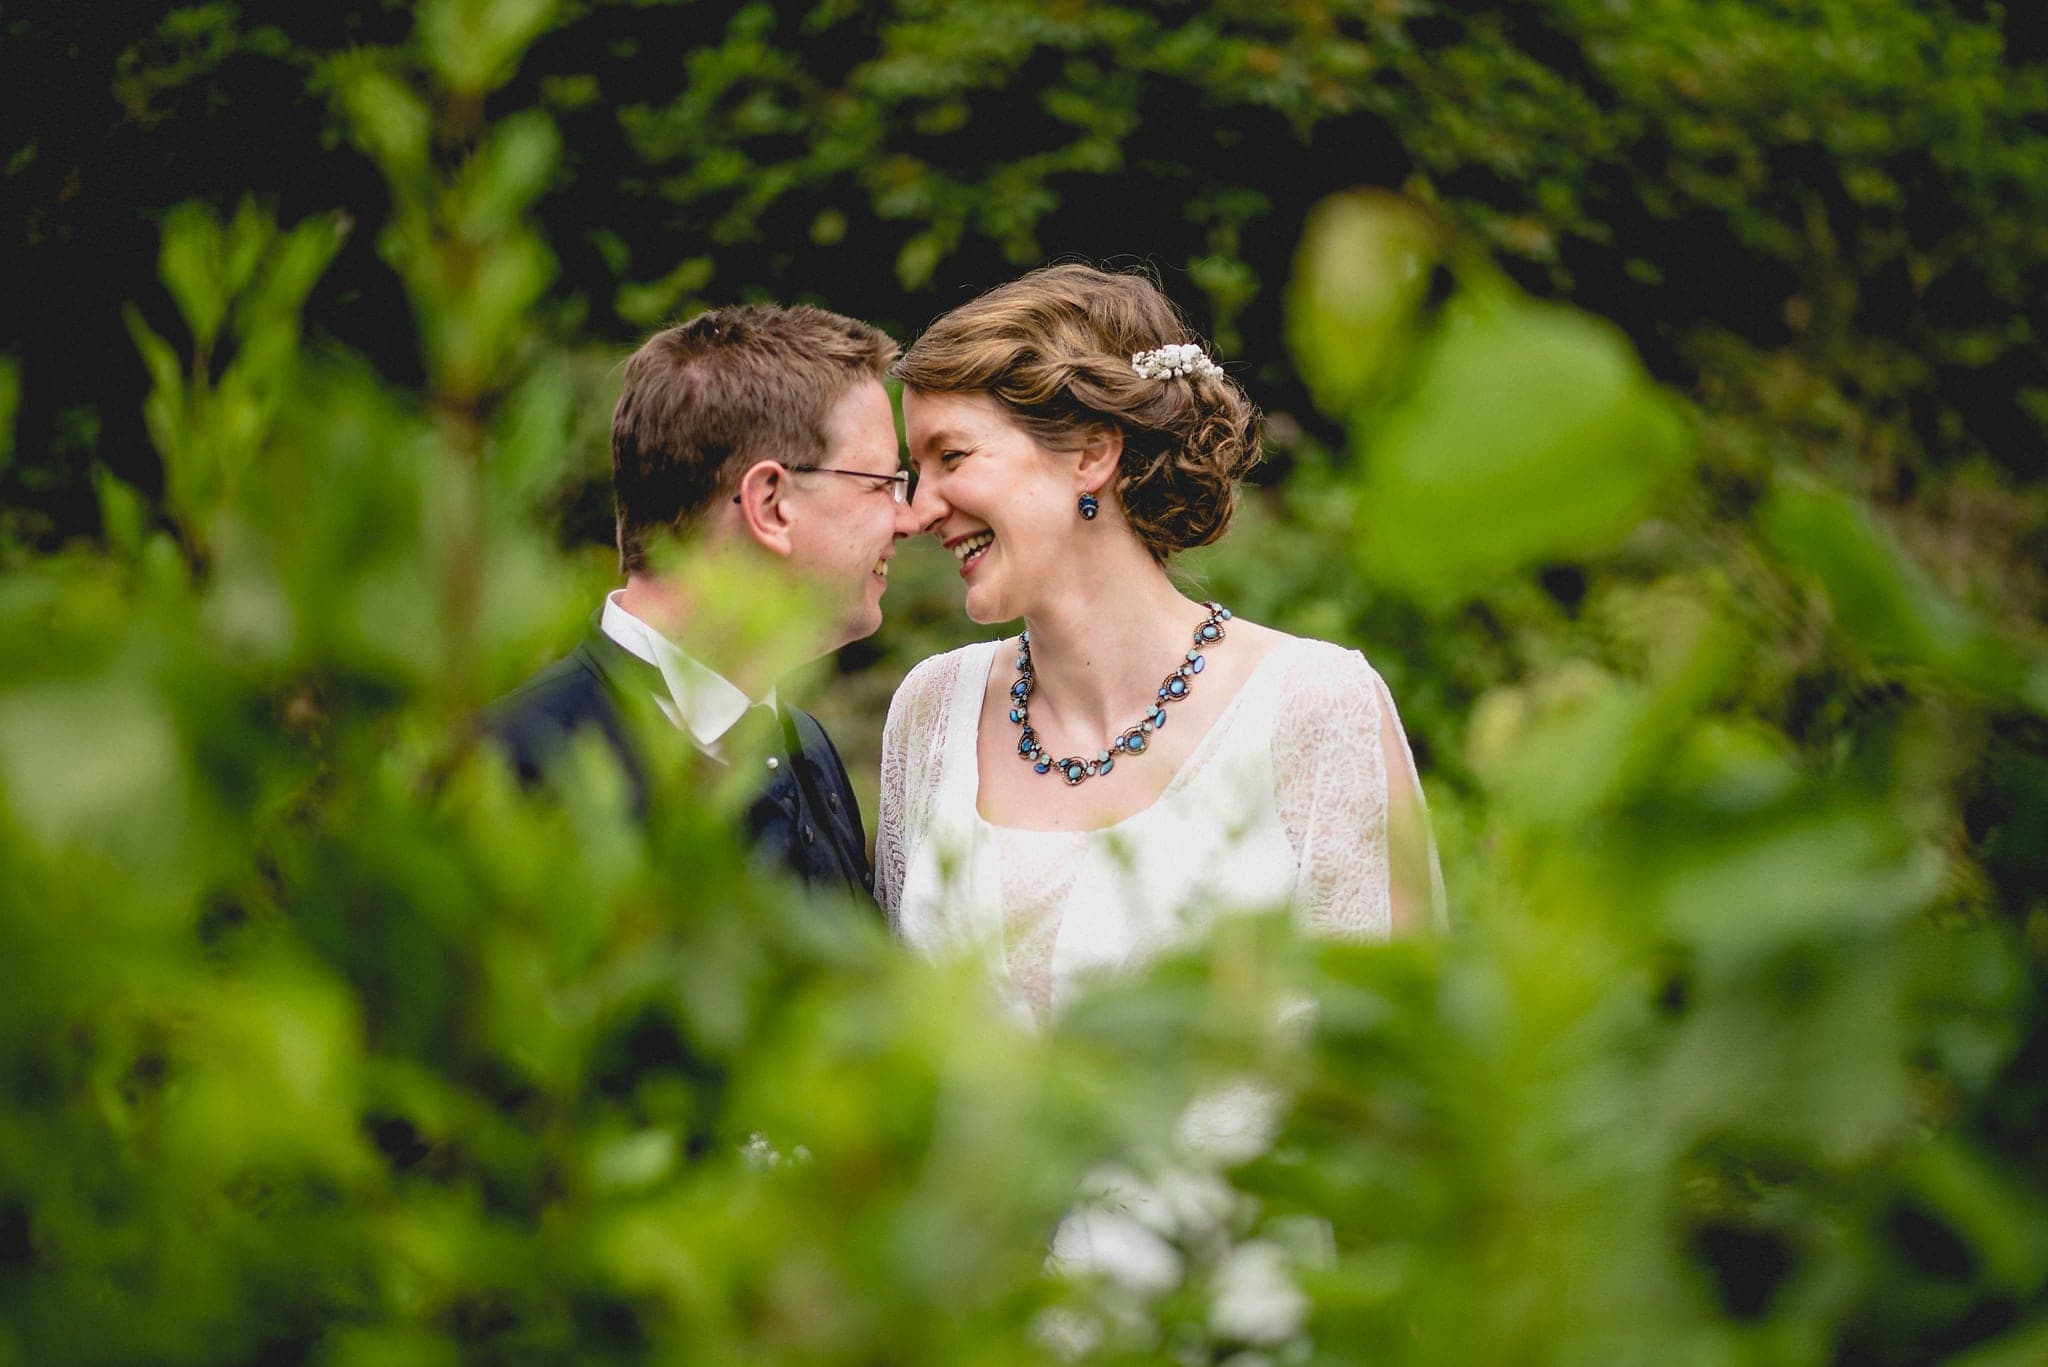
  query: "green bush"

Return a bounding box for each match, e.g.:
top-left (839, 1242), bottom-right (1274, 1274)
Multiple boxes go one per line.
top-left (4, 2), bottom-right (2047, 1361)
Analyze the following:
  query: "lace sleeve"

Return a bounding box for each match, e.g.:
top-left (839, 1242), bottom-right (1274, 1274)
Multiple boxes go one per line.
top-left (876, 649), bottom-right (966, 931)
top-left (1274, 644), bottom-right (1444, 939)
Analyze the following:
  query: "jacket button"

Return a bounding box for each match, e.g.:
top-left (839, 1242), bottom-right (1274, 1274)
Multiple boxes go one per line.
top-left (800, 823), bottom-right (815, 846)
top-left (826, 793), bottom-right (840, 812)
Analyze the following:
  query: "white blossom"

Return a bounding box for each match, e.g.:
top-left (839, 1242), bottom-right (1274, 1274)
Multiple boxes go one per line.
top-left (1209, 1240), bottom-right (1309, 1346)
top-left (1132, 342), bottom-right (1224, 380)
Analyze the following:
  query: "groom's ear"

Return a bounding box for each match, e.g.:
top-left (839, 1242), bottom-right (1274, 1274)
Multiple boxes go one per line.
top-left (733, 459), bottom-right (797, 557)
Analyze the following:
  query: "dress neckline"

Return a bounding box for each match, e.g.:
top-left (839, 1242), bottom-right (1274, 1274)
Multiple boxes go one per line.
top-left (965, 634), bottom-right (1300, 836)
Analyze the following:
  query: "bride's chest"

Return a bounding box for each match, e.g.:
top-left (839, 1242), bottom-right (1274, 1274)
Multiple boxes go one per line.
top-left (971, 689), bottom-right (1233, 830)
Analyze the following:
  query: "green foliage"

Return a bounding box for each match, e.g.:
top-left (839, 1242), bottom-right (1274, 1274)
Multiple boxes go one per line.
top-left (124, 200), bottom-right (348, 549)
top-left (5, 1), bottom-right (2048, 1362)
top-left (0, 356), bottom-right (16, 472)
top-left (1760, 482), bottom-right (2048, 710)
top-left (1290, 192), bottom-right (1695, 599)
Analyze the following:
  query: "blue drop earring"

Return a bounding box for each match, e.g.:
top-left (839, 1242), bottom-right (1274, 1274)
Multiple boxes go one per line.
top-left (1078, 491), bottom-right (1100, 521)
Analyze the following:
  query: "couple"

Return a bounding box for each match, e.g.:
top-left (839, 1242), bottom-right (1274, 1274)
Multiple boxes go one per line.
top-left (489, 264), bottom-right (1440, 1023)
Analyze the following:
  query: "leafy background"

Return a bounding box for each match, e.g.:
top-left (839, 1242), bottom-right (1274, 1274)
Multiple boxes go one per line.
top-left (3, 1), bottom-right (2047, 1361)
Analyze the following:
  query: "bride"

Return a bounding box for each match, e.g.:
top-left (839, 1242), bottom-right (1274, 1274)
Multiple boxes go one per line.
top-left (878, 264), bottom-right (1440, 1023)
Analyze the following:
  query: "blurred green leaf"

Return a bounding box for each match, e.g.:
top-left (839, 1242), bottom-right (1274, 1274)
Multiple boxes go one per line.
top-left (93, 465), bottom-right (148, 555)
top-left (1952, 1317), bottom-right (2048, 1367)
top-left (615, 255), bottom-right (715, 329)
top-left (457, 110), bottom-right (560, 237)
top-left (485, 369), bottom-right (575, 511)
top-left (896, 229), bottom-right (947, 290)
top-left (419, 0), bottom-right (558, 96)
top-left (0, 353), bottom-right (20, 472)
top-left (328, 56), bottom-right (431, 185)
top-left (160, 200), bottom-right (232, 352)
top-left (1354, 286), bottom-right (1693, 596)
top-left (1287, 190), bottom-right (1439, 416)
top-left (0, 676), bottom-right (190, 869)
top-left (1761, 481), bottom-right (2048, 711)
top-left (124, 303), bottom-right (187, 454)
top-left (233, 209), bottom-right (348, 346)
top-left (1906, 1139), bottom-right (2048, 1293)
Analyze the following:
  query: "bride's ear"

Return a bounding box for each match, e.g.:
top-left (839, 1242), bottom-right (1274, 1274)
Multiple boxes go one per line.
top-left (1074, 424), bottom-right (1123, 496)
top-left (734, 459), bottom-right (797, 557)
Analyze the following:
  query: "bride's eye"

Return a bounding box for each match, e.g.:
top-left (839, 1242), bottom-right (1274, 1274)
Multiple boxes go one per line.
top-left (940, 449), bottom-right (970, 464)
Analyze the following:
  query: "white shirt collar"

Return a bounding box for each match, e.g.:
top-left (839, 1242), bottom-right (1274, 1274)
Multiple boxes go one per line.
top-left (600, 590), bottom-right (777, 757)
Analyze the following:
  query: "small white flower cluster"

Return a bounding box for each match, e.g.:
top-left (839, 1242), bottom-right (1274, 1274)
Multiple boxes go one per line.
top-left (1038, 1079), bottom-right (1322, 1360)
top-left (1131, 342), bottom-right (1223, 381)
top-left (739, 1130), bottom-right (811, 1171)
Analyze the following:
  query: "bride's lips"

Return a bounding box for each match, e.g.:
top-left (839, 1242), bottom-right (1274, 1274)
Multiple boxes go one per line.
top-left (944, 530), bottom-right (995, 579)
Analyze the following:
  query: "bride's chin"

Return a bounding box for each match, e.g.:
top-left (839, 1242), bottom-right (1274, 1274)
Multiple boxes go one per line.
top-left (961, 584), bottom-right (1004, 626)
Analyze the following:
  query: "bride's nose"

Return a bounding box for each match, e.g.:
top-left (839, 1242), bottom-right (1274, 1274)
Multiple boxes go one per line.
top-left (909, 475), bottom-right (947, 534)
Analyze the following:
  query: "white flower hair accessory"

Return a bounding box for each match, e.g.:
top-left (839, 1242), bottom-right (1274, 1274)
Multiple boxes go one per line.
top-left (1131, 342), bottom-right (1223, 381)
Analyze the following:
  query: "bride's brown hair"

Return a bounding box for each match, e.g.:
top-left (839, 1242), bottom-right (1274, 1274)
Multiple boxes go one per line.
top-left (893, 263), bottom-right (1260, 561)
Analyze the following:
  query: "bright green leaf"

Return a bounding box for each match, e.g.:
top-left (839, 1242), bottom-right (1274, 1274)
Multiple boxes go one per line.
top-left (420, 0), bottom-right (558, 97)
top-left (1355, 289), bottom-right (1692, 595)
top-left (159, 201), bottom-right (231, 351)
top-left (1287, 191), bottom-right (1439, 416)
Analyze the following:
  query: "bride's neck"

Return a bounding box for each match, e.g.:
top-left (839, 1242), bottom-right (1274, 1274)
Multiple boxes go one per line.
top-left (1018, 562), bottom-right (1206, 729)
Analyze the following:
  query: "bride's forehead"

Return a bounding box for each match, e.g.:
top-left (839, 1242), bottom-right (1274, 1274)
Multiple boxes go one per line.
top-left (905, 392), bottom-right (1014, 444)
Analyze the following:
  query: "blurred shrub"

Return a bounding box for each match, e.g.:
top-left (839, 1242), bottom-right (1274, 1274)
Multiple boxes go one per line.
top-left (3, 2), bottom-right (2047, 1363)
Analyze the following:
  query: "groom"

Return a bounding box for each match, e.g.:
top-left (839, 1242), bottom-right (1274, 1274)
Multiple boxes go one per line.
top-left (485, 304), bottom-right (915, 899)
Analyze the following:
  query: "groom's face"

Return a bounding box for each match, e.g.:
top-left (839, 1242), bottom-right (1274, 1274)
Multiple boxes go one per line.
top-left (783, 378), bottom-right (915, 650)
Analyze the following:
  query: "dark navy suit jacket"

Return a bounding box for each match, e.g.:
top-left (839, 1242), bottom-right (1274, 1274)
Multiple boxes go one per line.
top-left (481, 623), bottom-right (874, 902)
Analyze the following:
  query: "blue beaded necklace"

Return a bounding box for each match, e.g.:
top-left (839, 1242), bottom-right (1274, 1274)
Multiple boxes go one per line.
top-left (1010, 601), bottom-right (1233, 786)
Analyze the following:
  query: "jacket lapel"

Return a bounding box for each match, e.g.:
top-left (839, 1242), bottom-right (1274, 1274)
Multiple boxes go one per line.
top-left (575, 614), bottom-right (871, 902)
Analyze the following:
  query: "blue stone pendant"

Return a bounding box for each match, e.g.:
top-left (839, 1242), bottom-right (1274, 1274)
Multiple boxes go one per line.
top-left (1078, 491), bottom-right (1099, 521)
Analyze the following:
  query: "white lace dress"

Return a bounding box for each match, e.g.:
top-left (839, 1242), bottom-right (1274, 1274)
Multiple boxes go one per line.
top-left (878, 635), bottom-right (1440, 1023)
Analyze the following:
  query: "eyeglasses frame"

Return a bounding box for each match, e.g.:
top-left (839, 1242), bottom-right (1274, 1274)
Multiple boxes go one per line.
top-left (731, 463), bottom-right (912, 505)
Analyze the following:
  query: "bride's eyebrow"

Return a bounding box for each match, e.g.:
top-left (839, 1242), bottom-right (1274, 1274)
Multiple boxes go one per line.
top-left (914, 427), bottom-right (968, 452)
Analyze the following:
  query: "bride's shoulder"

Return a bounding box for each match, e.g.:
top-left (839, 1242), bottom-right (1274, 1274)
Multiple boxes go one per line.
top-left (1231, 622), bottom-right (1382, 695)
top-left (1221, 617), bottom-right (1368, 668)
top-left (893, 637), bottom-right (1002, 705)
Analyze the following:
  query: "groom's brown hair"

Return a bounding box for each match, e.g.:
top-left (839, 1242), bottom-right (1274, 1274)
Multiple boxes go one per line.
top-left (611, 304), bottom-right (897, 574)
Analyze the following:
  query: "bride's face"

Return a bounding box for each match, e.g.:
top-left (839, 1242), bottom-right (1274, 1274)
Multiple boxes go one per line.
top-left (904, 389), bottom-right (1083, 625)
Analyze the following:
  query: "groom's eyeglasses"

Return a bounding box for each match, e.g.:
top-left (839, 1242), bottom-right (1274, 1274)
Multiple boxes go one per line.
top-left (730, 465), bottom-right (913, 504)
top-left (780, 466), bottom-right (913, 503)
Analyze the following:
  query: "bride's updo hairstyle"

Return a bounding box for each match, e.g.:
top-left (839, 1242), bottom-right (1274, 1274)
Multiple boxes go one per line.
top-left (894, 263), bottom-right (1260, 561)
